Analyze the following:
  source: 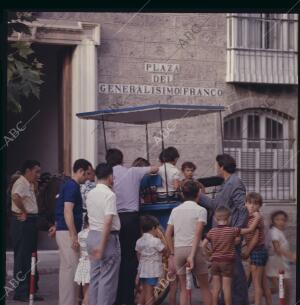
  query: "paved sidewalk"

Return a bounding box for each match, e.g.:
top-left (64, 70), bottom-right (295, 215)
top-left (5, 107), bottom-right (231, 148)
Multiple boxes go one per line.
top-left (5, 250), bottom-right (297, 305)
top-left (5, 251), bottom-right (59, 305)
top-left (5, 251), bottom-right (59, 278)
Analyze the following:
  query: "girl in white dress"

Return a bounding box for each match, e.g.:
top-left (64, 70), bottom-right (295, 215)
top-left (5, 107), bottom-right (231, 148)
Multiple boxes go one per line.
top-left (265, 210), bottom-right (296, 305)
top-left (74, 215), bottom-right (90, 305)
top-left (135, 215), bottom-right (168, 305)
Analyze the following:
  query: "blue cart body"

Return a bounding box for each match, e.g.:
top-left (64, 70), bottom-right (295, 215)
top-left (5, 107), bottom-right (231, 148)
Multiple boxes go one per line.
top-left (140, 202), bottom-right (180, 229)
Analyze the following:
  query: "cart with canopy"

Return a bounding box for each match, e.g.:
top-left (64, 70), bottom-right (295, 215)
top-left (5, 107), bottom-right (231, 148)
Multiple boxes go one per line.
top-left (77, 103), bottom-right (226, 304)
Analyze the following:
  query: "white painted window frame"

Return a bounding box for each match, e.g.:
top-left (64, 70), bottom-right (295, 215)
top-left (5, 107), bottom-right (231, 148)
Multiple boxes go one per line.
top-left (226, 13), bottom-right (298, 84)
top-left (224, 110), bottom-right (294, 201)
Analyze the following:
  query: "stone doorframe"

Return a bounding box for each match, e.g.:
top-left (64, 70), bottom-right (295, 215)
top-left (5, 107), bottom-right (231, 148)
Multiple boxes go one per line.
top-left (9, 18), bottom-right (100, 169)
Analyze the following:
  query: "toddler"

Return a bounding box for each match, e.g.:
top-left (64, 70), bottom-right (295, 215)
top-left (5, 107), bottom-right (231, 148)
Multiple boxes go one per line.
top-left (135, 215), bottom-right (167, 305)
top-left (202, 206), bottom-right (240, 305)
top-left (181, 161), bottom-right (196, 182)
top-left (74, 214), bottom-right (90, 305)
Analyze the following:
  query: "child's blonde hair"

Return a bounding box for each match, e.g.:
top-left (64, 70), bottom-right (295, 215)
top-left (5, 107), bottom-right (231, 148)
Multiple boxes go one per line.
top-left (215, 206), bottom-right (231, 221)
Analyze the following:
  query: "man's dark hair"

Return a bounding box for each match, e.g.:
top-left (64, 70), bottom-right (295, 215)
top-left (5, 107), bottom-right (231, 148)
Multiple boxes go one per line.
top-left (20, 160), bottom-right (40, 174)
top-left (95, 163), bottom-right (113, 180)
top-left (181, 180), bottom-right (201, 201)
top-left (216, 154), bottom-right (236, 174)
top-left (181, 161), bottom-right (196, 172)
top-left (246, 192), bottom-right (263, 206)
top-left (132, 157), bottom-right (150, 167)
top-left (106, 148), bottom-right (123, 166)
top-left (159, 146), bottom-right (180, 163)
top-left (140, 215), bottom-right (159, 233)
top-left (73, 159), bottom-right (92, 173)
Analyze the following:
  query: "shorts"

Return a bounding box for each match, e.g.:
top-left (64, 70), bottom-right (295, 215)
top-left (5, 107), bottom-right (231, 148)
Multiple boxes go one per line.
top-left (250, 246), bottom-right (268, 266)
top-left (140, 277), bottom-right (159, 286)
top-left (211, 261), bottom-right (234, 278)
top-left (174, 246), bottom-right (208, 275)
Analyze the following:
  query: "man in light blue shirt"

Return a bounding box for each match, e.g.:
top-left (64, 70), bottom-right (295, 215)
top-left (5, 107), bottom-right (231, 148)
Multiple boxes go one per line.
top-left (106, 148), bottom-right (158, 305)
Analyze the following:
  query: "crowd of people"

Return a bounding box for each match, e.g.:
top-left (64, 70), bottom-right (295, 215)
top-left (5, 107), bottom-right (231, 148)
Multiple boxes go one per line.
top-left (9, 148), bottom-right (296, 305)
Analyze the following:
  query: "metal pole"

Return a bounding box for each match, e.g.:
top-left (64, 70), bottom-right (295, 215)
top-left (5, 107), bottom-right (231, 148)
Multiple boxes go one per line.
top-left (29, 252), bottom-right (37, 305)
top-left (145, 123), bottom-right (150, 162)
top-left (279, 270), bottom-right (285, 305)
top-left (219, 109), bottom-right (224, 154)
top-left (102, 117), bottom-right (108, 153)
top-left (159, 109), bottom-right (169, 201)
top-left (159, 109), bottom-right (165, 151)
top-left (186, 265), bottom-right (193, 305)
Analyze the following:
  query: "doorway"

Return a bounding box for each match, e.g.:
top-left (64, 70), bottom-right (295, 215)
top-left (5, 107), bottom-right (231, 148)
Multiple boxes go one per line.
top-left (6, 44), bottom-right (74, 250)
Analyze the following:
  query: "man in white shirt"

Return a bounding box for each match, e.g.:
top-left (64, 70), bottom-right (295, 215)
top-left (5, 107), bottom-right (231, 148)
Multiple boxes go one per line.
top-left (86, 163), bottom-right (121, 305)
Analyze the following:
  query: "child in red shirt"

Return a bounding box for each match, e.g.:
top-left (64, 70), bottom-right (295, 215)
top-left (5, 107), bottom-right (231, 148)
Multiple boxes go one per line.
top-left (240, 192), bottom-right (272, 305)
top-left (202, 206), bottom-right (240, 305)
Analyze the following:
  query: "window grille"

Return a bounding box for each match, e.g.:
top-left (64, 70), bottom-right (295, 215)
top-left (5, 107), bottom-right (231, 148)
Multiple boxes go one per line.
top-left (223, 108), bottom-right (295, 201)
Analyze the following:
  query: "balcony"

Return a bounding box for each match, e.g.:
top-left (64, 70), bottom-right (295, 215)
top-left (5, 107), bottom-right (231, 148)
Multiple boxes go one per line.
top-left (226, 48), bottom-right (298, 84)
top-left (226, 13), bottom-right (298, 85)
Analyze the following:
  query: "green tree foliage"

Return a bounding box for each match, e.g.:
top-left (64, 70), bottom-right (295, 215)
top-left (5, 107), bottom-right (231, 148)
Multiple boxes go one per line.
top-left (7, 12), bottom-right (44, 113)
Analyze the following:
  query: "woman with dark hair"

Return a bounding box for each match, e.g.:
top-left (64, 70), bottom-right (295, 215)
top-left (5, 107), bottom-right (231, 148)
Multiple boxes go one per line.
top-left (157, 147), bottom-right (181, 200)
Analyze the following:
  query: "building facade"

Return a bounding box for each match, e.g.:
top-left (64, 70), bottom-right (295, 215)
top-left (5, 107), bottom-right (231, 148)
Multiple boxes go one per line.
top-left (8, 12), bottom-right (298, 247)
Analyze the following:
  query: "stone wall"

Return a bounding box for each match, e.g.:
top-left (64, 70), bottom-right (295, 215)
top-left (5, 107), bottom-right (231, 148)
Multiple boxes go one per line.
top-left (39, 12), bottom-right (297, 165)
top-left (37, 12), bottom-right (297, 229)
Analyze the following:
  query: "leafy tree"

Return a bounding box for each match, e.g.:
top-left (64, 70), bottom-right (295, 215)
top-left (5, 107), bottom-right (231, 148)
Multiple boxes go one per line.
top-left (7, 12), bottom-right (44, 113)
